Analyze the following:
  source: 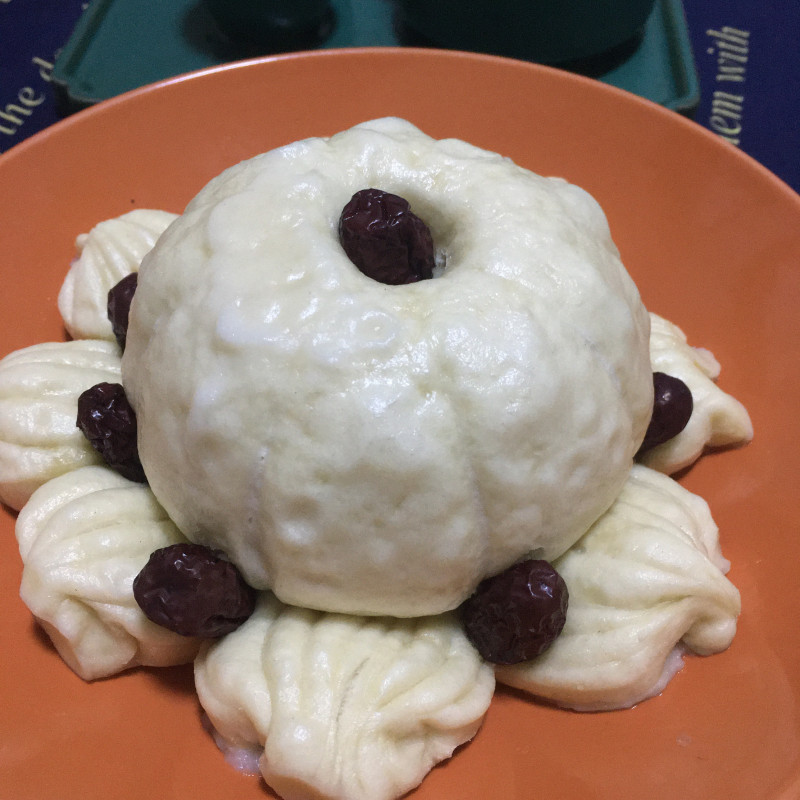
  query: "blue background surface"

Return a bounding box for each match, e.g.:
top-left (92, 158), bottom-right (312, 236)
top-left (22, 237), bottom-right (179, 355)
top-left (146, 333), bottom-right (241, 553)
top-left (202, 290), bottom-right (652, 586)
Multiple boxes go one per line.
top-left (0, 0), bottom-right (87, 147)
top-left (682, 0), bottom-right (799, 193)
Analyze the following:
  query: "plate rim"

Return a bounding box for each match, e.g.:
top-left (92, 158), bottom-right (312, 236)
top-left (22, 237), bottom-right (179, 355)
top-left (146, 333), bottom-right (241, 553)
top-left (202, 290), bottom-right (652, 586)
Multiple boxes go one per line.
top-left (4, 46), bottom-right (799, 207)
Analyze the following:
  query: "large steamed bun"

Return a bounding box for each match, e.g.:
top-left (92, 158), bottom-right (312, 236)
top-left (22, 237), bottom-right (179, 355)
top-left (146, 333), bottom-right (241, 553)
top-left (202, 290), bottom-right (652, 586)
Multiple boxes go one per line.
top-left (122, 117), bottom-right (652, 617)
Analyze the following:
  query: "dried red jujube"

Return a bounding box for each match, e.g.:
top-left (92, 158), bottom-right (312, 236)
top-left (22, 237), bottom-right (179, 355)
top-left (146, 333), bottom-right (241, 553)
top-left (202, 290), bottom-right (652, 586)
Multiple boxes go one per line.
top-left (637, 371), bottom-right (694, 455)
top-left (107, 272), bottom-right (138, 351)
top-left (338, 188), bottom-right (435, 285)
top-left (459, 559), bottom-right (569, 665)
top-left (76, 382), bottom-right (146, 482)
top-left (133, 543), bottom-right (257, 637)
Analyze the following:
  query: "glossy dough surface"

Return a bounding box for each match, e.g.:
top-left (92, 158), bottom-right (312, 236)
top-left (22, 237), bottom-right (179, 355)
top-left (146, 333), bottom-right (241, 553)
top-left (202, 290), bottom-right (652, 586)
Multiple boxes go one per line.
top-left (0, 340), bottom-right (122, 510)
top-left (122, 117), bottom-right (653, 616)
top-left (195, 593), bottom-right (495, 800)
top-left (642, 314), bottom-right (753, 474)
top-left (16, 466), bottom-right (200, 680)
top-left (495, 464), bottom-right (741, 710)
top-left (58, 209), bottom-right (178, 341)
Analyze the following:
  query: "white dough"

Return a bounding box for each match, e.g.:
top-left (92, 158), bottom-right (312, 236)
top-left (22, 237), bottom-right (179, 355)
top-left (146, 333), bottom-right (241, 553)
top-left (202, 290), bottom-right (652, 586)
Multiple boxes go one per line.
top-left (123, 117), bottom-right (653, 617)
top-left (642, 313), bottom-right (753, 474)
top-left (0, 339), bottom-right (122, 510)
top-left (58, 209), bottom-right (178, 341)
top-left (195, 593), bottom-right (495, 800)
top-left (16, 466), bottom-right (201, 680)
top-left (495, 465), bottom-right (741, 710)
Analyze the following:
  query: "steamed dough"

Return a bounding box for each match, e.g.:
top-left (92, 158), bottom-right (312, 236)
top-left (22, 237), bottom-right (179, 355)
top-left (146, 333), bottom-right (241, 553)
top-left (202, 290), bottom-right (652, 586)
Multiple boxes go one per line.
top-left (0, 339), bottom-right (122, 510)
top-left (16, 466), bottom-right (200, 680)
top-left (195, 594), bottom-right (495, 800)
top-left (643, 313), bottom-right (753, 474)
top-left (495, 464), bottom-right (741, 710)
top-left (122, 117), bottom-right (653, 617)
top-left (58, 209), bottom-right (178, 341)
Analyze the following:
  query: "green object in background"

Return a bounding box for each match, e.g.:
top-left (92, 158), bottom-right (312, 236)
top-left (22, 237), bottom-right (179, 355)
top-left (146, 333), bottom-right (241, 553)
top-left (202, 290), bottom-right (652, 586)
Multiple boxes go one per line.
top-left (52, 0), bottom-right (699, 114)
top-left (399, 0), bottom-right (657, 65)
top-left (206, 0), bottom-right (336, 50)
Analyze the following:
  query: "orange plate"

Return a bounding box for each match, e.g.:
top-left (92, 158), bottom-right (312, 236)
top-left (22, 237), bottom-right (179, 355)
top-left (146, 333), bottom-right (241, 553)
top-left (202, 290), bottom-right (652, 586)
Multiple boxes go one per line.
top-left (1, 48), bottom-right (799, 800)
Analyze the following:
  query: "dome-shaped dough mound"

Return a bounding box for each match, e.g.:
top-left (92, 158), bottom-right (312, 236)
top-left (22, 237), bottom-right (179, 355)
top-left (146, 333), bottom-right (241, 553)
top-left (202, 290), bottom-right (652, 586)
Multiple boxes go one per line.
top-left (122, 118), bottom-right (652, 617)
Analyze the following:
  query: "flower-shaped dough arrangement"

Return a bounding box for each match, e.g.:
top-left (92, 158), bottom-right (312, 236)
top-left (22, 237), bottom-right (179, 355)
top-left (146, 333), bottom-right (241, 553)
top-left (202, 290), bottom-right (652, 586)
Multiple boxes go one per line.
top-left (0, 120), bottom-right (753, 800)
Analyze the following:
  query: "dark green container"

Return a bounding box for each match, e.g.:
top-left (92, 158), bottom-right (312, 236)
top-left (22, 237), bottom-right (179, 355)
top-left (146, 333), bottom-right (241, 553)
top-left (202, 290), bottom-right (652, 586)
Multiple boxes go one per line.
top-left (206, 0), bottom-right (335, 50)
top-left (399, 0), bottom-right (658, 65)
